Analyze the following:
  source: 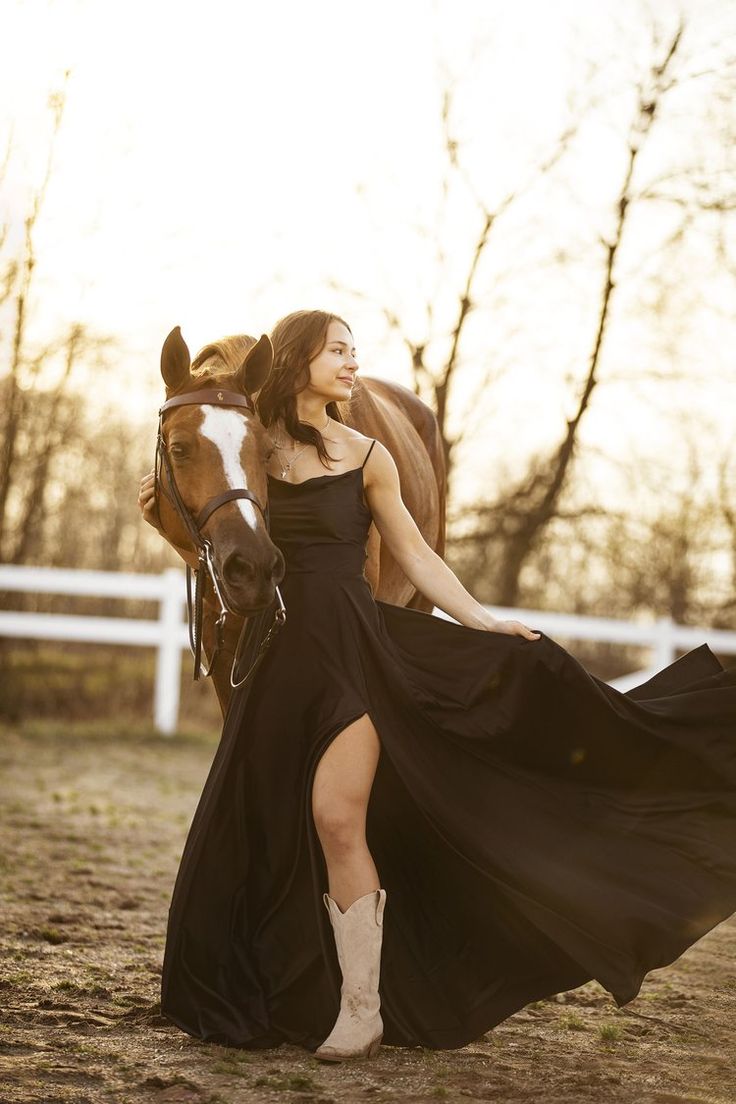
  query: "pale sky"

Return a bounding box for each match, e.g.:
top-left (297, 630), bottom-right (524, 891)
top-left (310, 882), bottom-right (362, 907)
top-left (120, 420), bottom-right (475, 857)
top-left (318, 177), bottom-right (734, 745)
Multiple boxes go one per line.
top-left (2, 0), bottom-right (735, 510)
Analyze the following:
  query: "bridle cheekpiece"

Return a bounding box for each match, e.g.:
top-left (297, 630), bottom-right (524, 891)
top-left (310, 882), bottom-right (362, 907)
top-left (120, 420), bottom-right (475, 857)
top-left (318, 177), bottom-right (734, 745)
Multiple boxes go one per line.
top-left (154, 387), bottom-right (286, 688)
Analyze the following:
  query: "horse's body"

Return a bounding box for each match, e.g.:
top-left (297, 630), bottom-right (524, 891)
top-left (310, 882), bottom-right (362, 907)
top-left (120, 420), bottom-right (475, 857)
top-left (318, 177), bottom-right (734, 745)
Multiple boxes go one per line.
top-left (156, 330), bottom-right (446, 717)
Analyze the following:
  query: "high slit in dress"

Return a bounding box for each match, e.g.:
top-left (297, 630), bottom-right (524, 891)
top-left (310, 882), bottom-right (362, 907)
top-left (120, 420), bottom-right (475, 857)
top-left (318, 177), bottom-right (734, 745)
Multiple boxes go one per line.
top-left (160, 437), bottom-right (736, 1052)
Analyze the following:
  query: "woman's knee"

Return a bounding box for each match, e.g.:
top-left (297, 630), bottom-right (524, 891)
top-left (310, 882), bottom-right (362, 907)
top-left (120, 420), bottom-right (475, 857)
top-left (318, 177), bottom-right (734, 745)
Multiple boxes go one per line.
top-left (312, 796), bottom-right (366, 852)
top-left (311, 713), bottom-right (380, 848)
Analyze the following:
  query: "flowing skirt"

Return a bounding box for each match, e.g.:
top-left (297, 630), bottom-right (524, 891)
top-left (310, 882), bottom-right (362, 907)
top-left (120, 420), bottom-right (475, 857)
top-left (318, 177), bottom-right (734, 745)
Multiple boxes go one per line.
top-left (161, 571), bottom-right (736, 1051)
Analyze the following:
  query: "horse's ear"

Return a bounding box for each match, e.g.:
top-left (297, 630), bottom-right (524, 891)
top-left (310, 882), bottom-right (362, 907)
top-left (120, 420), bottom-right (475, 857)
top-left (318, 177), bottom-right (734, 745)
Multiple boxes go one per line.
top-left (161, 326), bottom-right (192, 392)
top-left (235, 334), bottom-right (273, 396)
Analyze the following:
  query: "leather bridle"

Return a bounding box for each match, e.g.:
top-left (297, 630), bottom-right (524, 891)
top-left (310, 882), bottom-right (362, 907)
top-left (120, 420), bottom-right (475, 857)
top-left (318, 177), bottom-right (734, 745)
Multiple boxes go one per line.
top-left (154, 387), bottom-right (286, 688)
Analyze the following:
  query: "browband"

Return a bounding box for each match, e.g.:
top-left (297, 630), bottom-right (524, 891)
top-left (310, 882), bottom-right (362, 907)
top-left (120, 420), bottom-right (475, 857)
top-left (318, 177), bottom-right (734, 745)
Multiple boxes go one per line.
top-left (159, 388), bottom-right (256, 415)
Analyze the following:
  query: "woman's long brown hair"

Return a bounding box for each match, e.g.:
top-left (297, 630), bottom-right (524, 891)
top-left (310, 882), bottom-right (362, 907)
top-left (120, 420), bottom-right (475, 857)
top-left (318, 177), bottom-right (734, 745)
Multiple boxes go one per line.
top-left (256, 309), bottom-right (354, 467)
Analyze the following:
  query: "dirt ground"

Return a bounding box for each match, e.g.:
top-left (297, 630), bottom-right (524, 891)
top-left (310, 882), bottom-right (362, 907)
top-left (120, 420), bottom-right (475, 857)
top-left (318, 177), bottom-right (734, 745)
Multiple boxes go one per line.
top-left (1, 721), bottom-right (735, 1104)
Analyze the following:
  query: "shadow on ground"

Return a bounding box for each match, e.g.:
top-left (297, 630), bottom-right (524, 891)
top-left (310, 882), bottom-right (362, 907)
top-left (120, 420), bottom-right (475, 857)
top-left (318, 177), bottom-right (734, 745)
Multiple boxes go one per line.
top-left (1, 722), bottom-right (735, 1104)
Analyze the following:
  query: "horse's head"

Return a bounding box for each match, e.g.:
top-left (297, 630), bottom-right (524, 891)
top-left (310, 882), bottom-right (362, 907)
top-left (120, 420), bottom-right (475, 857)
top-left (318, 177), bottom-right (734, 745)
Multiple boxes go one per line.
top-left (157, 326), bottom-right (284, 615)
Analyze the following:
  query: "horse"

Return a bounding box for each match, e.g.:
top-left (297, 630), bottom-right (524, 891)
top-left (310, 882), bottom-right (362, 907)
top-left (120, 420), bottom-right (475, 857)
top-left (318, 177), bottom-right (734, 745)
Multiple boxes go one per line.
top-left (156, 326), bottom-right (447, 717)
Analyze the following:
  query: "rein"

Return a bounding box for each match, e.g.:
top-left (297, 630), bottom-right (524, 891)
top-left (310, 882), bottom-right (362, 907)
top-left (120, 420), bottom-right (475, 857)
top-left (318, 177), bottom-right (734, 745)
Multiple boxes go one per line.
top-left (154, 387), bottom-right (286, 688)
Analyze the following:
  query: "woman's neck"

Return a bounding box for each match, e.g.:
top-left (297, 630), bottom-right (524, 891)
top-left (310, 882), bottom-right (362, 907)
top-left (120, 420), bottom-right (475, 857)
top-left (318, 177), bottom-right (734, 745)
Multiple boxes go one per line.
top-left (277, 408), bottom-right (330, 434)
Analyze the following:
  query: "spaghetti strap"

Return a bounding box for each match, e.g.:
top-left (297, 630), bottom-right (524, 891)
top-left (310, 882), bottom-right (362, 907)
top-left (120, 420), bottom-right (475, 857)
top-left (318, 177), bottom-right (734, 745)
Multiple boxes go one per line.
top-left (361, 438), bottom-right (376, 469)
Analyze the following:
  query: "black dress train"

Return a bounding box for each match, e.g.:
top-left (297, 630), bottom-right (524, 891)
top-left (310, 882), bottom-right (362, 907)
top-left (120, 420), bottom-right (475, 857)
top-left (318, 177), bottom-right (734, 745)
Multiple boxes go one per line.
top-left (160, 439), bottom-right (736, 1051)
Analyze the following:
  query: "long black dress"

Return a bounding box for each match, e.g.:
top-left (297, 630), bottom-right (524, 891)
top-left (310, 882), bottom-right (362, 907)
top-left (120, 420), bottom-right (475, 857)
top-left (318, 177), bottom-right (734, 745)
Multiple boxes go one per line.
top-left (160, 439), bottom-right (736, 1052)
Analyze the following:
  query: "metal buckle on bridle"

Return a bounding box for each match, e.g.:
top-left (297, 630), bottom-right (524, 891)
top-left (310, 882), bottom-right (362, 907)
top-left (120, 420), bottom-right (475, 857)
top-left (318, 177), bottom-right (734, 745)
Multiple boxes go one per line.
top-left (154, 387), bottom-right (286, 689)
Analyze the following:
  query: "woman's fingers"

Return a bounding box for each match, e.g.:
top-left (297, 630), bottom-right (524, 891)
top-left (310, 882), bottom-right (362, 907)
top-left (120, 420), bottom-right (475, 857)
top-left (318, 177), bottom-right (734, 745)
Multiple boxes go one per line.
top-left (511, 621), bottom-right (540, 640)
top-left (494, 619), bottom-right (541, 640)
top-left (137, 471), bottom-right (162, 529)
top-left (138, 482), bottom-right (155, 506)
top-left (138, 471), bottom-right (155, 495)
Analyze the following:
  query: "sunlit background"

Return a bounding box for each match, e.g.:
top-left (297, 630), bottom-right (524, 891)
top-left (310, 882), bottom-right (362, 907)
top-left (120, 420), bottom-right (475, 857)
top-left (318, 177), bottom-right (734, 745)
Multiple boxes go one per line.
top-left (2, 0), bottom-right (736, 727)
top-left (4, 6), bottom-right (736, 1095)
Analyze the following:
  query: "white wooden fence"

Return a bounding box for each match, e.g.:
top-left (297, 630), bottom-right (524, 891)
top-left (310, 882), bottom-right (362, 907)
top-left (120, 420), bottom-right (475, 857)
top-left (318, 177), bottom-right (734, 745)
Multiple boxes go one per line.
top-left (0, 564), bottom-right (187, 734)
top-left (1, 563), bottom-right (735, 735)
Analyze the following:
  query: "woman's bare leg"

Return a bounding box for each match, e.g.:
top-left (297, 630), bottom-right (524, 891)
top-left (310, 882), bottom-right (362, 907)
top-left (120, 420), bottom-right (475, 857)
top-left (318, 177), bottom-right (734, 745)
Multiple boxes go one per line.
top-left (311, 713), bottom-right (381, 912)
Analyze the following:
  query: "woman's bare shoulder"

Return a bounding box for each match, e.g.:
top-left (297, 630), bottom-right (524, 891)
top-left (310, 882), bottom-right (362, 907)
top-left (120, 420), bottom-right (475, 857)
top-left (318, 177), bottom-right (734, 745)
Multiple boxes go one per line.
top-left (328, 422), bottom-right (375, 457)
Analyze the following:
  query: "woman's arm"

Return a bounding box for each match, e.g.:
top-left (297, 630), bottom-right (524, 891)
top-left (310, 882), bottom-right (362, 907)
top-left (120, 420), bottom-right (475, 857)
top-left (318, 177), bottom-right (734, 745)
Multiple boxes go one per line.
top-left (137, 470), bottom-right (200, 571)
top-left (363, 442), bottom-right (541, 641)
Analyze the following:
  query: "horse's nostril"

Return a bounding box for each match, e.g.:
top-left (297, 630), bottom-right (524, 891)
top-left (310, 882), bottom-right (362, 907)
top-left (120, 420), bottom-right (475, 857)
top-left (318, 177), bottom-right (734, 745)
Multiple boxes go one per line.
top-left (222, 552), bottom-right (255, 587)
top-left (222, 550), bottom-right (285, 590)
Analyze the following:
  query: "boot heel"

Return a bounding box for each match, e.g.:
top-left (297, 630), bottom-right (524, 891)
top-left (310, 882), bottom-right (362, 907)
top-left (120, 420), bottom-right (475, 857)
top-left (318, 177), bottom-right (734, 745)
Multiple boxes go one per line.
top-left (367, 1034), bottom-right (383, 1057)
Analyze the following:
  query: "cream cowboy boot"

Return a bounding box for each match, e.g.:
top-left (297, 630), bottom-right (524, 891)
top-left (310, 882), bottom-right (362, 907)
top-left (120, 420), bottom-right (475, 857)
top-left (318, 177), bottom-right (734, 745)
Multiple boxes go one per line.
top-left (313, 887), bottom-right (387, 1062)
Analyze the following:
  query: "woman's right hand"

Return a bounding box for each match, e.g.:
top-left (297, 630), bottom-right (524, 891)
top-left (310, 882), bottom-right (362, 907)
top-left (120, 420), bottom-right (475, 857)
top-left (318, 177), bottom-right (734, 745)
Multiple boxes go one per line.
top-left (138, 469), bottom-right (162, 532)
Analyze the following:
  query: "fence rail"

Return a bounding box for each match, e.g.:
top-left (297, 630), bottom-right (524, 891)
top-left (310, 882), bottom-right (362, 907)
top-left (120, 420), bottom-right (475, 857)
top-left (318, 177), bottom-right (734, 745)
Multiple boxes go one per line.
top-left (0, 564), bottom-right (187, 734)
top-left (2, 564), bottom-right (735, 734)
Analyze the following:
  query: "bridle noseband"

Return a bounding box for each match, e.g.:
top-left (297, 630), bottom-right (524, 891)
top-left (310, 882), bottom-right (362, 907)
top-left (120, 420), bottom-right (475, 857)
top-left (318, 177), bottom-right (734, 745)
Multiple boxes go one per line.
top-left (154, 387), bottom-right (286, 688)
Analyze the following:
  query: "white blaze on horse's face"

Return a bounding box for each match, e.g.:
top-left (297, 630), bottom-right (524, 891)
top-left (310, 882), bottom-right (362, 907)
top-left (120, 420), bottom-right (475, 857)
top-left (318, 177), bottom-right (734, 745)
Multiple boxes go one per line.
top-left (199, 407), bottom-right (259, 531)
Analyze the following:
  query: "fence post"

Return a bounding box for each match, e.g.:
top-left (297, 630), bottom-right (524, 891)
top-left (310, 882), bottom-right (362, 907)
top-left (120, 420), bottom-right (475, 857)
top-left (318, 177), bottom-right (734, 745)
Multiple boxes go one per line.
top-left (653, 615), bottom-right (676, 670)
top-left (154, 568), bottom-right (184, 734)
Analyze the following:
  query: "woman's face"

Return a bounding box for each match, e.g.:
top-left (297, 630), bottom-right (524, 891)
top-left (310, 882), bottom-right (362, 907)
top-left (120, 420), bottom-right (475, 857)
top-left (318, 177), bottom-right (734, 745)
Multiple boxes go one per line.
top-left (307, 320), bottom-right (358, 402)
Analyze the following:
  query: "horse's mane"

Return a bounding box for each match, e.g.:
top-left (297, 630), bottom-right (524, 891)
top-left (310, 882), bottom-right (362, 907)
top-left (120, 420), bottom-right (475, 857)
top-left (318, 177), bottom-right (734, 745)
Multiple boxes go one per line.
top-left (191, 334), bottom-right (258, 379)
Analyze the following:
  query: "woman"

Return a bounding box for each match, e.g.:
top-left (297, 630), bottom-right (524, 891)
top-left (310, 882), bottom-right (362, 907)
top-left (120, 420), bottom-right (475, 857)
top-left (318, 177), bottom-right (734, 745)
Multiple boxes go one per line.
top-left (139, 309), bottom-right (736, 1063)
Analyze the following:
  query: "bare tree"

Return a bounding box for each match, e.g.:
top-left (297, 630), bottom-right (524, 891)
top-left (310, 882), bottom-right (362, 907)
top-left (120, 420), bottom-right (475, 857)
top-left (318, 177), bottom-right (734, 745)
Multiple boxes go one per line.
top-left (0, 76), bottom-right (69, 546)
top-left (486, 23), bottom-right (690, 604)
top-left (360, 14), bottom-right (735, 609)
top-left (0, 71), bottom-right (117, 565)
top-left (334, 86), bottom-right (580, 474)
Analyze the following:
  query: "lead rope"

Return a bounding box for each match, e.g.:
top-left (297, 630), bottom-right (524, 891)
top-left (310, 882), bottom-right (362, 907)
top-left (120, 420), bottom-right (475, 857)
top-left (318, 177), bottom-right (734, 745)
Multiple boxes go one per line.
top-left (229, 584), bottom-right (287, 689)
top-left (185, 549), bottom-right (229, 681)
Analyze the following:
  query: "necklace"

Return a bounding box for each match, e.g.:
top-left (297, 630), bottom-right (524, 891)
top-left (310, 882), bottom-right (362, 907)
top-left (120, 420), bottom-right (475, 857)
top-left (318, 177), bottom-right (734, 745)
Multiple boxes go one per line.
top-left (270, 413), bottom-right (331, 479)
